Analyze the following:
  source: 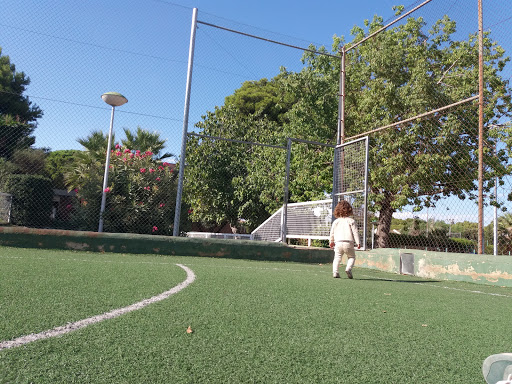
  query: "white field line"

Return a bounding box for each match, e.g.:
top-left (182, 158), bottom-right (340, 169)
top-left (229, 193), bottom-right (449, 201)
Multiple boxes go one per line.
top-left (0, 264), bottom-right (195, 351)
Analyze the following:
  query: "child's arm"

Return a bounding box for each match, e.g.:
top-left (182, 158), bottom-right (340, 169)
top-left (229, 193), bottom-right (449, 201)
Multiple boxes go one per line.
top-left (350, 219), bottom-right (361, 249)
top-left (329, 220), bottom-right (336, 248)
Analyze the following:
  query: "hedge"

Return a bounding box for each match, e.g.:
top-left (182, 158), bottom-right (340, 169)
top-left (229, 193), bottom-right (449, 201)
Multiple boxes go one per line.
top-left (3, 174), bottom-right (53, 227)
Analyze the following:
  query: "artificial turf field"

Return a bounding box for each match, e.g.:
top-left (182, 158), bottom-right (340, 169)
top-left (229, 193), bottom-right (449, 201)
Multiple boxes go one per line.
top-left (1, 245), bottom-right (511, 383)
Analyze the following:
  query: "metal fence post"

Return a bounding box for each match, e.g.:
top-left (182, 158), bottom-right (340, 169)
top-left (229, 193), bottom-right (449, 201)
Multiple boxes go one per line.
top-left (281, 138), bottom-right (292, 243)
top-left (173, 8), bottom-right (198, 237)
top-left (477, 0), bottom-right (484, 254)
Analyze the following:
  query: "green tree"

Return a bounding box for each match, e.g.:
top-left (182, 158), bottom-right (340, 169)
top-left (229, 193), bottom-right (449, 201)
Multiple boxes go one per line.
top-left (224, 77), bottom-right (295, 124)
top-left (282, 14), bottom-right (512, 247)
top-left (0, 115), bottom-right (36, 160)
top-left (0, 48), bottom-right (42, 159)
top-left (185, 106), bottom-right (286, 231)
top-left (10, 148), bottom-right (48, 175)
top-left (45, 150), bottom-right (81, 189)
top-left (186, 12), bottom-right (512, 243)
top-left (451, 221), bottom-right (479, 242)
top-left (121, 126), bottom-right (173, 160)
top-left (184, 74), bottom-right (331, 231)
top-left (497, 213), bottom-right (512, 254)
top-left (77, 131), bottom-right (110, 159)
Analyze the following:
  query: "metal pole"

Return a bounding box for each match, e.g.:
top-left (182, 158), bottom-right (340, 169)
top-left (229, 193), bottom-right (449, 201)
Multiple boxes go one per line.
top-left (371, 223), bottom-right (375, 249)
top-left (338, 46), bottom-right (346, 145)
top-left (281, 138), bottom-right (292, 243)
top-left (494, 145), bottom-right (498, 255)
top-left (332, 47), bottom-right (346, 218)
top-left (98, 106), bottom-right (116, 232)
top-left (345, 0), bottom-right (433, 53)
top-left (478, 0), bottom-right (484, 254)
top-left (347, 96), bottom-right (478, 141)
top-left (362, 136), bottom-right (369, 250)
top-left (173, 8), bottom-right (198, 237)
top-left (494, 175), bottom-right (498, 255)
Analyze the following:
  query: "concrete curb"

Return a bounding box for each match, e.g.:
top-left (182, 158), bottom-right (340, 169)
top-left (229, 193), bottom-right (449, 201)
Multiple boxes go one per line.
top-left (0, 226), bottom-right (333, 264)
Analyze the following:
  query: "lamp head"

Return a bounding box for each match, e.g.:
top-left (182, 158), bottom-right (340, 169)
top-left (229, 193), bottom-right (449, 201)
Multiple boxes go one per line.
top-left (101, 92), bottom-right (128, 107)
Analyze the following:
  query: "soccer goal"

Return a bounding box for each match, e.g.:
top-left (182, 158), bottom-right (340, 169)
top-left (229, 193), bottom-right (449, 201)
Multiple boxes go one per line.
top-left (252, 136), bottom-right (369, 248)
top-left (252, 199), bottom-right (333, 244)
top-left (332, 136), bottom-right (369, 250)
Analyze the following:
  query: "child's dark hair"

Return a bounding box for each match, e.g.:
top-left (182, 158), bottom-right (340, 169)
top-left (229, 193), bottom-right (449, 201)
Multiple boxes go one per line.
top-left (334, 200), bottom-right (353, 218)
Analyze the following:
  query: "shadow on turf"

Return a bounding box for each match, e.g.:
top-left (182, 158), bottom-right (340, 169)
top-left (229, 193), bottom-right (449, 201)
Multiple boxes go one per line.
top-left (355, 277), bottom-right (441, 284)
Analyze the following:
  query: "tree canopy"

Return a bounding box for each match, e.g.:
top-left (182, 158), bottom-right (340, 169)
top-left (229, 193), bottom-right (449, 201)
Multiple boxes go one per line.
top-left (0, 47), bottom-right (42, 159)
top-left (184, 12), bottom-right (512, 244)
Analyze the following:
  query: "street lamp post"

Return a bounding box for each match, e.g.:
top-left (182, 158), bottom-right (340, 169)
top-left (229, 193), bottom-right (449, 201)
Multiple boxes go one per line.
top-left (98, 92), bottom-right (128, 233)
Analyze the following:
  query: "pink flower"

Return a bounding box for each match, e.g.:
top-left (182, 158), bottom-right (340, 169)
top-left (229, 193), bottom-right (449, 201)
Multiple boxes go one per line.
top-left (140, 168), bottom-right (146, 173)
top-left (188, 209), bottom-right (193, 214)
top-left (104, 187), bottom-right (111, 193)
top-left (149, 168), bottom-right (155, 173)
top-left (124, 148), bottom-right (131, 153)
top-left (158, 166), bottom-right (164, 171)
top-left (135, 150), bottom-right (141, 155)
top-left (145, 151), bottom-right (153, 156)
top-left (159, 203), bottom-right (165, 208)
top-left (156, 177), bottom-right (161, 181)
top-left (152, 226), bottom-right (158, 232)
top-left (129, 153), bottom-right (134, 158)
top-left (144, 186), bottom-right (150, 191)
top-left (115, 144), bottom-right (120, 149)
top-left (122, 157), bottom-right (127, 162)
top-left (162, 162), bottom-right (169, 166)
top-left (116, 151), bottom-right (122, 156)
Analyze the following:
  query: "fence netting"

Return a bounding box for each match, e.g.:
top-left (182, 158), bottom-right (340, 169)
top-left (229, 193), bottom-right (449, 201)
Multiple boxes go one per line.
top-left (333, 138), bottom-right (368, 249)
top-left (1, 0), bottom-right (512, 254)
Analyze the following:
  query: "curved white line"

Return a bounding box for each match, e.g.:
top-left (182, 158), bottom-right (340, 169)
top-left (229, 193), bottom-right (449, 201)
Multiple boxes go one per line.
top-left (0, 263), bottom-right (195, 351)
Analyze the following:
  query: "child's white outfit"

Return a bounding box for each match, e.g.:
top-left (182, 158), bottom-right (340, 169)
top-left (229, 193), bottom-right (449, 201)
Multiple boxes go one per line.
top-left (330, 217), bottom-right (360, 277)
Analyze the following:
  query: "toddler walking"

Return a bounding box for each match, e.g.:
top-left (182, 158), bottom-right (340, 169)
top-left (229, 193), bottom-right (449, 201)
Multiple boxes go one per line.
top-left (329, 200), bottom-right (360, 279)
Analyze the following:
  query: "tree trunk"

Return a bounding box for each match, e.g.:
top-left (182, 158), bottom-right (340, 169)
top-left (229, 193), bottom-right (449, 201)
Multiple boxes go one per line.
top-left (377, 194), bottom-right (395, 248)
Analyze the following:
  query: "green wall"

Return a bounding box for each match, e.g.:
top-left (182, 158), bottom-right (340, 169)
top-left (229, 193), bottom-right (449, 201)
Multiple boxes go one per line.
top-left (0, 226), bottom-right (333, 264)
top-left (1, 226), bottom-right (511, 287)
top-left (355, 248), bottom-right (512, 287)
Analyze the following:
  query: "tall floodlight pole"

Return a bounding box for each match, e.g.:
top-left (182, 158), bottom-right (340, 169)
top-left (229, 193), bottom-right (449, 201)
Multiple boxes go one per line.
top-left (477, 0), bottom-right (484, 254)
top-left (173, 8), bottom-right (198, 237)
top-left (98, 92), bottom-right (128, 233)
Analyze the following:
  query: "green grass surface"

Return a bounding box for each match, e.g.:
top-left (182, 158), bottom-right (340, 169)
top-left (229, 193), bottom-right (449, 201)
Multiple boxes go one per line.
top-left (1, 246), bottom-right (511, 383)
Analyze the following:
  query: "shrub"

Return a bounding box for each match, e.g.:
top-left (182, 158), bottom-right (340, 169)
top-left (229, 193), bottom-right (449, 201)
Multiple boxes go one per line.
top-left (69, 146), bottom-right (183, 235)
top-left (3, 174), bottom-right (53, 227)
top-left (384, 232), bottom-right (476, 253)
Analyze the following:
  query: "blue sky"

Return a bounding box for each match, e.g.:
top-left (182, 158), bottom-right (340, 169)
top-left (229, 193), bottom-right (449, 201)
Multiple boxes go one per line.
top-left (0, 0), bottom-right (409, 156)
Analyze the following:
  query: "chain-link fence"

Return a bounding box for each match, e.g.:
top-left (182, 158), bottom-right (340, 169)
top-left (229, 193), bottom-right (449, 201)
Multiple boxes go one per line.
top-left (0, 0), bottom-right (194, 235)
top-left (339, 0), bottom-right (512, 255)
top-left (1, 1), bottom-right (512, 254)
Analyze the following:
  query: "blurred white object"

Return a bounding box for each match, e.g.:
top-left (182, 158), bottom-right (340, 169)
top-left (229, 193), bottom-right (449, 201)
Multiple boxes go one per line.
top-left (483, 354), bottom-right (512, 384)
top-left (496, 374), bottom-right (512, 384)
